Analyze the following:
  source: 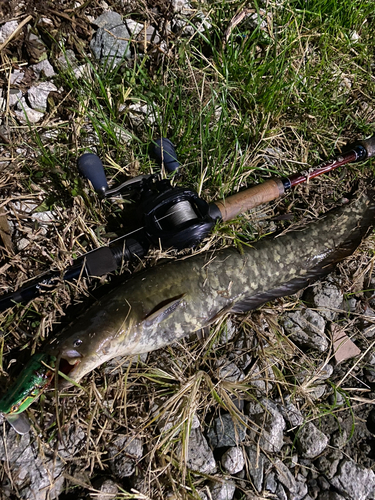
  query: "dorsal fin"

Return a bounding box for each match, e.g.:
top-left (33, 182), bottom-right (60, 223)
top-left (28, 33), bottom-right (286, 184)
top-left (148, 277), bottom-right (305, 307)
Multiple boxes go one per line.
top-left (231, 191), bottom-right (375, 314)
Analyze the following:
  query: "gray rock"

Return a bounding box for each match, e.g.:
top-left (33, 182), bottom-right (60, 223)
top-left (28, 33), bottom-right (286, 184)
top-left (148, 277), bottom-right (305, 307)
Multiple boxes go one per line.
top-left (308, 278), bottom-right (343, 321)
top-left (248, 11), bottom-right (270, 31)
top-left (342, 297), bottom-right (356, 313)
top-left (56, 50), bottom-right (90, 79)
top-left (276, 483), bottom-right (288, 500)
top-left (213, 318), bottom-right (237, 347)
top-left (317, 492), bottom-right (346, 500)
top-left (93, 11), bottom-right (123, 29)
top-left (264, 471), bottom-right (278, 493)
top-left (328, 391), bottom-right (345, 407)
top-left (281, 308), bottom-right (328, 352)
top-left (90, 12), bottom-right (131, 65)
top-left (0, 428), bottom-right (64, 500)
top-left (297, 422), bottom-right (328, 459)
top-left (125, 19), bottom-right (161, 45)
top-left (31, 59), bottom-right (56, 78)
top-left (275, 459), bottom-right (308, 500)
top-left (8, 88), bottom-right (22, 106)
top-left (221, 446), bottom-right (245, 474)
top-left (331, 429), bottom-right (348, 449)
top-left (15, 97), bottom-right (44, 123)
top-left (330, 459), bottom-right (375, 500)
top-left (128, 102), bottom-right (156, 127)
top-left (248, 399), bottom-right (285, 452)
top-left (113, 124), bottom-right (132, 144)
top-left (217, 360), bottom-right (245, 382)
top-left (316, 450), bottom-right (342, 479)
top-left (278, 397), bottom-right (304, 428)
top-left (207, 413), bottom-right (247, 448)
top-left (173, 10), bottom-right (212, 35)
top-left (316, 363), bottom-right (334, 380)
top-left (307, 384), bottom-right (326, 401)
top-left (209, 479), bottom-right (236, 500)
top-left (57, 425), bottom-right (86, 459)
top-left (248, 360), bottom-right (275, 394)
top-left (10, 69), bottom-right (24, 84)
top-left (17, 237), bottom-right (30, 251)
top-left (0, 21), bottom-right (18, 44)
top-left (153, 401), bottom-right (200, 437)
top-left (28, 82), bottom-right (58, 112)
top-left (178, 428), bottom-right (216, 474)
top-left (172, 0), bottom-right (192, 13)
top-left (198, 493), bottom-right (209, 500)
top-left (108, 435), bottom-right (143, 478)
top-left (246, 445), bottom-right (269, 492)
top-left (90, 478), bottom-right (119, 500)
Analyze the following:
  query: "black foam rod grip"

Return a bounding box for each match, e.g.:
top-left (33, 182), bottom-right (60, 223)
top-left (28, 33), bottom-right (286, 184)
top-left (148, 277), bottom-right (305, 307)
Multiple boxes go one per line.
top-left (78, 153), bottom-right (109, 197)
top-left (153, 138), bottom-right (180, 173)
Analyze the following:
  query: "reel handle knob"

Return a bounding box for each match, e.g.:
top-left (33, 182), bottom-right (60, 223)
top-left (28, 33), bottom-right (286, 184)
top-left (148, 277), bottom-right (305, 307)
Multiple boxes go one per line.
top-left (78, 153), bottom-right (109, 198)
top-left (153, 138), bottom-right (180, 173)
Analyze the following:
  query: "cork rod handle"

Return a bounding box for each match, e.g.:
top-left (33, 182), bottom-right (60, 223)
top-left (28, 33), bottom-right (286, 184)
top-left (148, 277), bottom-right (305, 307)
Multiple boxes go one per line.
top-left (214, 178), bottom-right (285, 222)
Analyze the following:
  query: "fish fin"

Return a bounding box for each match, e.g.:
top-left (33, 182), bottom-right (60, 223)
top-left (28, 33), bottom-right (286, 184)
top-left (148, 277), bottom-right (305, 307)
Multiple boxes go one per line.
top-left (231, 271), bottom-right (333, 313)
top-left (144, 294), bottom-right (186, 327)
top-left (231, 197), bottom-right (375, 314)
top-left (205, 303), bottom-right (235, 324)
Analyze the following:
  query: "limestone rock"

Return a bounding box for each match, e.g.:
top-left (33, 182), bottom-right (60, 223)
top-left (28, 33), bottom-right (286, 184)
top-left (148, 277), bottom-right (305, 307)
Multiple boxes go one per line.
top-left (207, 413), bottom-right (247, 448)
top-left (330, 459), bottom-right (375, 500)
top-left (177, 428), bottom-right (216, 474)
top-left (248, 399), bottom-right (285, 452)
top-left (221, 446), bottom-right (245, 474)
top-left (281, 308), bottom-right (328, 352)
top-left (297, 422), bottom-right (329, 459)
top-left (108, 435), bottom-right (143, 478)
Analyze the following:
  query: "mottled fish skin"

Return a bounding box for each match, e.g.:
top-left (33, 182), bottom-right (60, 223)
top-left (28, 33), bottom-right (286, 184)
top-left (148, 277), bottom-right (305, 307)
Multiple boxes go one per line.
top-left (44, 189), bottom-right (375, 387)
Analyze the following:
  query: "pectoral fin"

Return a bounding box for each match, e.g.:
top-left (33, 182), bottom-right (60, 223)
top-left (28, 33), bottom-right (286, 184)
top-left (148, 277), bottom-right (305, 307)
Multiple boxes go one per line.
top-left (144, 294), bottom-right (186, 327)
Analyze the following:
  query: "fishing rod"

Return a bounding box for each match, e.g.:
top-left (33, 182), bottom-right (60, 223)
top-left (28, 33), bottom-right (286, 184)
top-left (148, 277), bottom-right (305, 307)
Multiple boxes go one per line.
top-left (1, 135), bottom-right (374, 312)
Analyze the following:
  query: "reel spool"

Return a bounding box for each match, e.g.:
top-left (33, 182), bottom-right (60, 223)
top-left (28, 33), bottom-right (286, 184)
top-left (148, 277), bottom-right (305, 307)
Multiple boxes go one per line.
top-left (142, 186), bottom-right (217, 250)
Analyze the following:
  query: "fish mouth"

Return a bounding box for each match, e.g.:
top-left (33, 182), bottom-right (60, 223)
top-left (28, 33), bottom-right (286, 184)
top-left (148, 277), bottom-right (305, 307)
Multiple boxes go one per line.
top-left (57, 354), bottom-right (82, 388)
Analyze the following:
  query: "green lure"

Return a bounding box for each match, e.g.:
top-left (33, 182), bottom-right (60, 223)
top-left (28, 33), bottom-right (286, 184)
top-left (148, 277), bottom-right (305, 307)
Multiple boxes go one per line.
top-left (0, 353), bottom-right (56, 415)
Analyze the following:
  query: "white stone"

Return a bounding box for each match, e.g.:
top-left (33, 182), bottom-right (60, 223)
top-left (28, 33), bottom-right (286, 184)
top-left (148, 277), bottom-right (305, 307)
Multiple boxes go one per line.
top-left (8, 89), bottom-right (23, 107)
top-left (31, 60), bottom-right (56, 78)
top-left (128, 102), bottom-right (156, 127)
top-left (10, 70), bottom-right (24, 84)
top-left (15, 97), bottom-right (44, 123)
top-left (17, 238), bottom-right (30, 251)
top-left (28, 82), bottom-right (58, 112)
top-left (0, 21), bottom-right (19, 44)
top-left (221, 447), bottom-right (245, 474)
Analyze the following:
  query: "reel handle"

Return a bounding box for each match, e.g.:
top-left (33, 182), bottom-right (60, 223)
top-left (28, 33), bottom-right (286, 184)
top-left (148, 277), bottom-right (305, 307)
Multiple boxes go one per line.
top-left (153, 138), bottom-right (180, 173)
top-left (78, 153), bottom-right (109, 198)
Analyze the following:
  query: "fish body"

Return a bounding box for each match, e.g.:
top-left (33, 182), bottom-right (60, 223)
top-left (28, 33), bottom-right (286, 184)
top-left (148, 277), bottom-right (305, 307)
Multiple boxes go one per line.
top-left (43, 188), bottom-right (375, 387)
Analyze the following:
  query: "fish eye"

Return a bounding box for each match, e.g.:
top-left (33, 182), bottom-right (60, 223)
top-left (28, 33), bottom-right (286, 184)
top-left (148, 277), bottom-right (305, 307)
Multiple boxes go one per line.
top-left (73, 339), bottom-right (82, 347)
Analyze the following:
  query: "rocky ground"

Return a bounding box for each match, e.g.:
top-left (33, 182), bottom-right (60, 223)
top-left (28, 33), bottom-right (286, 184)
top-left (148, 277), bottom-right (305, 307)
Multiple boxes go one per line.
top-left (1, 1), bottom-right (375, 500)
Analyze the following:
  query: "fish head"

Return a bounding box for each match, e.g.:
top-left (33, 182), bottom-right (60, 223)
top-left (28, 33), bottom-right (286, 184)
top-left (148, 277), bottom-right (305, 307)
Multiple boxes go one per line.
top-left (44, 297), bottom-right (139, 389)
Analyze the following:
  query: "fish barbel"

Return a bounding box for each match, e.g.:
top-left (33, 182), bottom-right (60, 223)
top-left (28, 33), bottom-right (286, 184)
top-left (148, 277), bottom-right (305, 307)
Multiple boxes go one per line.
top-left (44, 188), bottom-right (375, 387)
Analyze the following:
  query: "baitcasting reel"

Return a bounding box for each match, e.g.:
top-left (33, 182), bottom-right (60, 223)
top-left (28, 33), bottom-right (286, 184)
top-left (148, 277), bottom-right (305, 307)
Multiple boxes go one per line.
top-left (0, 139), bottom-right (220, 310)
top-left (77, 138), bottom-right (221, 266)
